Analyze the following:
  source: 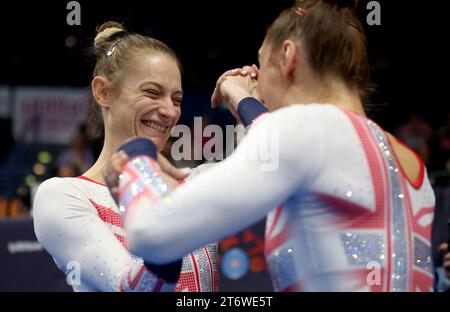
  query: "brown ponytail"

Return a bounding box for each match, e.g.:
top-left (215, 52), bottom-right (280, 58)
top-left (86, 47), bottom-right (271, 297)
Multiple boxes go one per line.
top-left (266, 0), bottom-right (371, 100)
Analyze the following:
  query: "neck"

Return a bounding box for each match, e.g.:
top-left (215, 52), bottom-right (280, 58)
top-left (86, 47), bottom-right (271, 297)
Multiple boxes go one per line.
top-left (281, 76), bottom-right (366, 116)
top-left (82, 131), bottom-right (120, 184)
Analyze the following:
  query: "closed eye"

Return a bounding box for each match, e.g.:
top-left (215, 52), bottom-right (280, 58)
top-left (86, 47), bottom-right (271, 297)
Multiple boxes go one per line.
top-left (144, 89), bottom-right (159, 98)
top-left (172, 98), bottom-right (182, 107)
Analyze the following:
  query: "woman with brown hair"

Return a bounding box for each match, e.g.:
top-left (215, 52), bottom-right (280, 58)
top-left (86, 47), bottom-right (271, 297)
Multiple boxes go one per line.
top-left (111, 0), bottom-right (435, 291)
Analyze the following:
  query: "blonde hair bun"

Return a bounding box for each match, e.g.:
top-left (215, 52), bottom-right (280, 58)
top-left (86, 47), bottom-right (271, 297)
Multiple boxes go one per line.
top-left (94, 21), bottom-right (125, 48)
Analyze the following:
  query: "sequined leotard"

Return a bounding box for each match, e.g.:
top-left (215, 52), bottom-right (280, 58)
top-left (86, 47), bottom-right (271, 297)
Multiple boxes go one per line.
top-left (33, 167), bottom-right (218, 292)
top-left (121, 103), bottom-right (435, 292)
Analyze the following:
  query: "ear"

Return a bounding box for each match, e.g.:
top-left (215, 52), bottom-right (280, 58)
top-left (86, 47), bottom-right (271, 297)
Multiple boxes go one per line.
top-left (279, 40), bottom-right (299, 80)
top-left (91, 76), bottom-right (111, 108)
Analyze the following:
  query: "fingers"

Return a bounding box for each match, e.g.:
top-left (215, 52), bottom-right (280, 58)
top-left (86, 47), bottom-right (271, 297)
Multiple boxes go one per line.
top-left (157, 152), bottom-right (169, 164)
top-left (218, 69), bottom-right (241, 87)
top-left (239, 66), bottom-right (251, 77)
top-left (240, 65), bottom-right (258, 79)
top-left (211, 69), bottom-right (239, 108)
top-left (211, 66), bottom-right (259, 108)
top-left (211, 82), bottom-right (225, 109)
top-left (113, 151), bottom-right (129, 173)
top-left (251, 64), bottom-right (260, 76)
top-left (104, 151), bottom-right (129, 187)
top-left (103, 151), bottom-right (129, 204)
top-left (109, 186), bottom-right (120, 203)
top-left (211, 85), bottom-right (225, 108)
top-left (157, 152), bottom-right (188, 180)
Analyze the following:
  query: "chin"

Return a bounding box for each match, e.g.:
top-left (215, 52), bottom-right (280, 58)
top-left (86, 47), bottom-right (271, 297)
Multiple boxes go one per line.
top-left (137, 122), bottom-right (171, 151)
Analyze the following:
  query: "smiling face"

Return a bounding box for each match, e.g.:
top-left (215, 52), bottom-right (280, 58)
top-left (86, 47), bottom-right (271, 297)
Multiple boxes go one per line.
top-left (106, 53), bottom-right (182, 150)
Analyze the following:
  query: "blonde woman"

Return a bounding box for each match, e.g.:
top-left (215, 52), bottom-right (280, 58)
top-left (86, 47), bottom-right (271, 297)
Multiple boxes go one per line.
top-left (33, 21), bottom-right (218, 292)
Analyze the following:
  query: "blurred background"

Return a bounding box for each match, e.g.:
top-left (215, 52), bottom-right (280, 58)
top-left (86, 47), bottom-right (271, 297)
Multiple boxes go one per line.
top-left (0, 0), bottom-right (449, 291)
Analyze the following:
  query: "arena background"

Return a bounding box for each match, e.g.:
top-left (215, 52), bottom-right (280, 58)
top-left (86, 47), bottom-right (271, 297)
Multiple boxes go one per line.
top-left (0, 0), bottom-right (449, 291)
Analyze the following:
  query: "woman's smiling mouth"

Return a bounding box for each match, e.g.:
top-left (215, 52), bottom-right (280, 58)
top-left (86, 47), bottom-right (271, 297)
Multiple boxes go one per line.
top-left (141, 119), bottom-right (168, 133)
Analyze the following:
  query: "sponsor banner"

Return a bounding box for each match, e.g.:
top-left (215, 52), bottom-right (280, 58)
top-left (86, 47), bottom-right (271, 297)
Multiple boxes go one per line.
top-left (13, 87), bottom-right (90, 144)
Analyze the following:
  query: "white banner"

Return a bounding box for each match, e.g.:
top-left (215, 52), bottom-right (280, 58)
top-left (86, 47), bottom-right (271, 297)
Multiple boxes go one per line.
top-left (13, 87), bottom-right (90, 144)
top-left (0, 86), bottom-right (10, 118)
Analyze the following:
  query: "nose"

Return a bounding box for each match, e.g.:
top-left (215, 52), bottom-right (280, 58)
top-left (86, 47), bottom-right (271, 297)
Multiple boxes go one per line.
top-left (157, 97), bottom-right (179, 124)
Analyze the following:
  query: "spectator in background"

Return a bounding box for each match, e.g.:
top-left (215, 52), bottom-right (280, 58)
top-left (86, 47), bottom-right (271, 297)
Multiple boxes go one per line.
top-left (79, 122), bottom-right (104, 159)
top-left (396, 112), bottom-right (433, 164)
top-left (436, 113), bottom-right (450, 172)
top-left (427, 112), bottom-right (450, 174)
top-left (435, 242), bottom-right (450, 291)
top-left (433, 129), bottom-right (450, 173)
top-left (56, 128), bottom-right (95, 174)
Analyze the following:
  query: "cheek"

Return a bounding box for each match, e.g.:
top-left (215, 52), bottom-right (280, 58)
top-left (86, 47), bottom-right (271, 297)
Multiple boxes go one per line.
top-left (258, 74), bottom-right (268, 97)
top-left (174, 107), bottom-right (181, 122)
top-left (109, 100), bottom-right (129, 124)
top-left (258, 73), bottom-right (278, 107)
top-left (112, 96), bottom-right (142, 132)
top-left (262, 68), bottom-right (279, 88)
top-left (136, 97), bottom-right (160, 118)
top-left (112, 93), bottom-right (135, 114)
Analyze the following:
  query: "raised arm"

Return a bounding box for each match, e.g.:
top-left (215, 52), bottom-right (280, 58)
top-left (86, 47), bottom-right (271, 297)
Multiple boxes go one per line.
top-left (118, 105), bottom-right (325, 265)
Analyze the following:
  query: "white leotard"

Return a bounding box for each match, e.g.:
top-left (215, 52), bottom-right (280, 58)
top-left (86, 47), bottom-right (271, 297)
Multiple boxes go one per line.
top-left (122, 104), bottom-right (435, 291)
top-left (33, 168), bottom-right (218, 292)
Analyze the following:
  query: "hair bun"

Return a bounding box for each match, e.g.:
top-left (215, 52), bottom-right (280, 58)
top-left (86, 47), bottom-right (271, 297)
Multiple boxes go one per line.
top-left (94, 21), bottom-right (126, 48)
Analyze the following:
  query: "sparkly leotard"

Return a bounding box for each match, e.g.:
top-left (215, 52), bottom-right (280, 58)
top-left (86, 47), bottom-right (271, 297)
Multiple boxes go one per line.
top-left (33, 168), bottom-right (218, 292)
top-left (121, 104), bottom-right (435, 292)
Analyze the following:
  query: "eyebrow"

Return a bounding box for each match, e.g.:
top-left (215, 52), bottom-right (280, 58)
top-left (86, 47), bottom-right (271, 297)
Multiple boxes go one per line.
top-left (140, 81), bottom-right (183, 96)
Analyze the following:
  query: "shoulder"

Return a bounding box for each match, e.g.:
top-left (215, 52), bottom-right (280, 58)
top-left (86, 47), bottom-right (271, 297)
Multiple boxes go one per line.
top-left (266, 104), bottom-right (359, 147)
top-left (273, 103), bottom-right (340, 115)
top-left (37, 176), bottom-right (72, 189)
top-left (234, 105), bottom-right (334, 178)
top-left (33, 177), bottom-right (99, 238)
top-left (251, 104), bottom-right (342, 146)
top-left (35, 177), bottom-right (83, 199)
top-left (256, 103), bottom-right (343, 131)
top-left (33, 177), bottom-right (93, 218)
